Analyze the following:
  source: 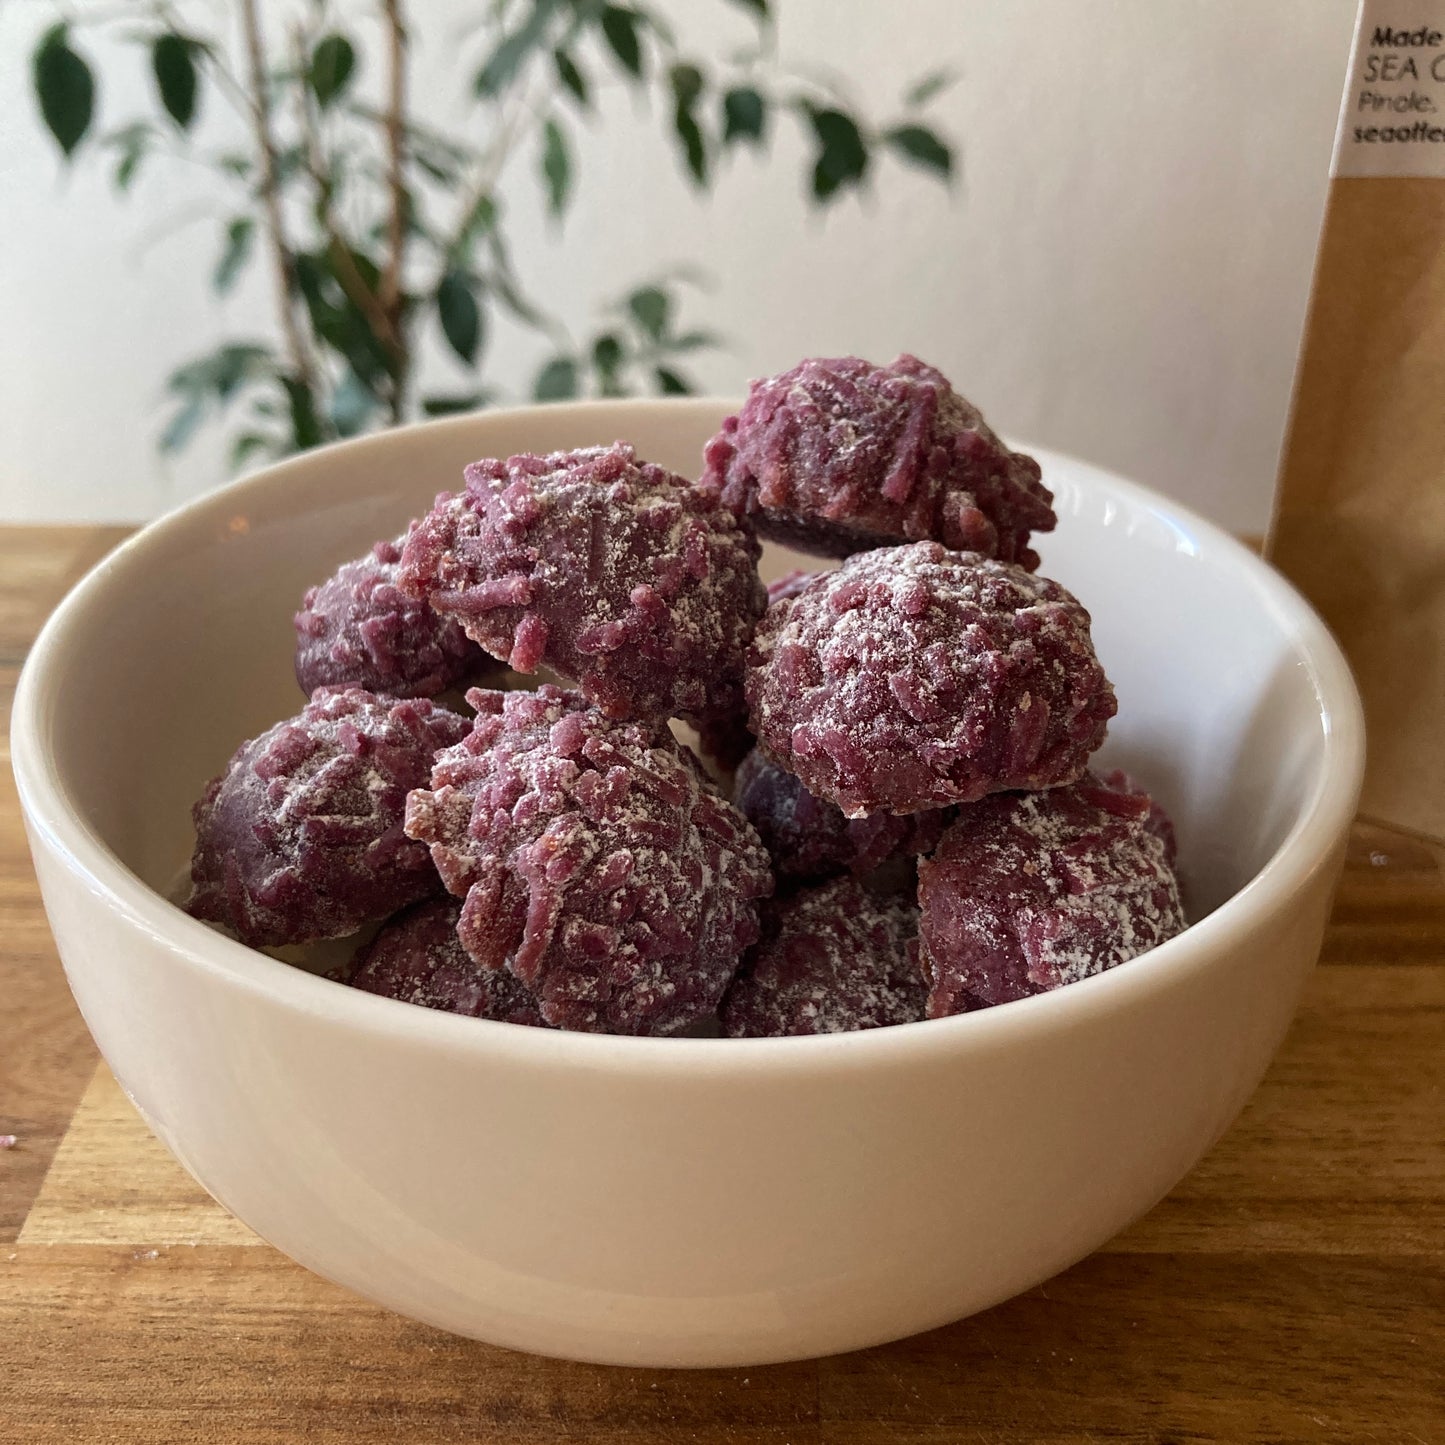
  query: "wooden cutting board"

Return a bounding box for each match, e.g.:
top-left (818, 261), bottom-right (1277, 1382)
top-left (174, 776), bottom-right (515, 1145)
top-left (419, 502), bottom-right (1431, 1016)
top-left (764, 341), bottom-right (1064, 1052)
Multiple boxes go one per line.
top-left (2, 527), bottom-right (1442, 1444)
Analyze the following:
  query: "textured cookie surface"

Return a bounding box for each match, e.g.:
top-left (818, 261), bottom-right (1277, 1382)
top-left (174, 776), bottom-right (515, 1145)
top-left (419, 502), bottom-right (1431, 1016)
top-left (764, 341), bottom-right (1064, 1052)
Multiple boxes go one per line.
top-left (295, 535), bottom-right (494, 699)
top-left (703, 353), bottom-right (1055, 565)
top-left (399, 444), bottom-right (765, 726)
top-left (721, 877), bottom-right (924, 1037)
top-left (918, 772), bottom-right (1185, 1014)
top-left (347, 896), bottom-right (548, 1027)
top-left (405, 686), bottom-right (774, 1035)
top-left (746, 541), bottom-right (1116, 816)
top-left (187, 688), bottom-right (469, 946)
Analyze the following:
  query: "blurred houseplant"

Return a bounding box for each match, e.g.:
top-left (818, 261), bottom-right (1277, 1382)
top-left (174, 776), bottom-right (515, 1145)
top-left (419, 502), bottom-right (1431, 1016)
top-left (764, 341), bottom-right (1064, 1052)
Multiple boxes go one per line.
top-left (30, 0), bottom-right (954, 465)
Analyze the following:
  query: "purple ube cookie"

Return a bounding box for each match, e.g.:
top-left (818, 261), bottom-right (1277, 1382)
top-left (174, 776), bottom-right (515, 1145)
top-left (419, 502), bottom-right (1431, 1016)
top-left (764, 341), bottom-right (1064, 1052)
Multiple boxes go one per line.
top-left (917, 772), bottom-right (1185, 1015)
top-left (1100, 767), bottom-right (1179, 864)
top-left (721, 877), bottom-right (925, 1037)
top-left (734, 749), bottom-right (949, 882)
top-left (746, 541), bottom-right (1116, 817)
top-left (404, 685), bottom-right (774, 1035)
top-left (348, 896), bottom-right (547, 1027)
top-left (702, 354), bottom-right (1056, 567)
top-left (294, 535), bottom-right (496, 699)
top-left (398, 444), bottom-right (766, 727)
top-left (187, 688), bottom-right (470, 947)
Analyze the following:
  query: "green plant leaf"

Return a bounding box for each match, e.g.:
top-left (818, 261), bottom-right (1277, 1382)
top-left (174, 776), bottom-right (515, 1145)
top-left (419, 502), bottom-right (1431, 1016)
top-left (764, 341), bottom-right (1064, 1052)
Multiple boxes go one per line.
top-left (274, 144), bottom-right (306, 183)
top-left (591, 332), bottom-right (624, 394)
top-left (668, 66), bottom-right (708, 185)
top-left (534, 356), bottom-right (579, 401)
top-left (293, 252), bottom-right (393, 386)
top-left (167, 343), bottom-right (272, 399)
top-left (343, 246), bottom-right (383, 291)
top-left (213, 344), bottom-right (269, 398)
top-left (160, 393), bottom-right (206, 452)
top-left (475, 0), bottom-right (558, 97)
top-left (905, 69), bottom-right (955, 108)
top-left (452, 192), bottom-right (498, 260)
top-left (883, 123), bottom-right (952, 179)
top-left (670, 63), bottom-right (704, 107)
top-left (592, 333), bottom-right (624, 368)
top-left (116, 145), bottom-right (143, 189)
top-left (214, 218), bottom-right (254, 294)
top-left (33, 25), bottom-right (95, 158)
top-left (161, 344), bottom-right (272, 451)
top-left (310, 34), bottom-right (357, 108)
top-left (540, 117), bottom-right (571, 216)
top-left (229, 432), bottom-right (274, 469)
top-left (553, 48), bottom-right (589, 108)
top-left (413, 149), bottom-right (458, 185)
top-left (152, 33), bottom-right (198, 130)
top-left (422, 393), bottom-right (488, 416)
top-left (628, 285), bottom-right (669, 340)
top-left (722, 86), bottom-right (765, 145)
top-left (673, 109), bottom-right (706, 185)
top-left (329, 368), bottom-right (377, 436)
top-left (436, 269), bottom-right (483, 364)
top-left (106, 122), bottom-right (153, 190)
top-left (666, 329), bottom-right (720, 352)
top-left (599, 6), bottom-right (643, 79)
top-left (654, 365), bottom-right (692, 395)
top-left (282, 376), bottom-right (325, 450)
top-left (807, 106), bottom-right (868, 200)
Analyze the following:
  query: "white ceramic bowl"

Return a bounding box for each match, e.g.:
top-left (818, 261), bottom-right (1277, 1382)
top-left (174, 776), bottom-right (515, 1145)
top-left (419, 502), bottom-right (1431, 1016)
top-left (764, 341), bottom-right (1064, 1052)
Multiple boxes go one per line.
top-left (14, 401), bottom-right (1363, 1368)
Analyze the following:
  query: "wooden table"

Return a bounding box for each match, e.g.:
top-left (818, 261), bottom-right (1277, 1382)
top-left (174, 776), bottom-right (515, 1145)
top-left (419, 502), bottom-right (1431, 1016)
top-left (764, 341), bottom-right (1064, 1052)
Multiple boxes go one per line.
top-left (2, 525), bottom-right (1441, 1443)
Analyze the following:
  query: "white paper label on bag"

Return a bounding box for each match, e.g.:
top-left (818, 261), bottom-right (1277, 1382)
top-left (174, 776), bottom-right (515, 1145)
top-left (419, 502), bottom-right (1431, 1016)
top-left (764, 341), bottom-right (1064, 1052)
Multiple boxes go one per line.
top-left (1333, 0), bottom-right (1445, 175)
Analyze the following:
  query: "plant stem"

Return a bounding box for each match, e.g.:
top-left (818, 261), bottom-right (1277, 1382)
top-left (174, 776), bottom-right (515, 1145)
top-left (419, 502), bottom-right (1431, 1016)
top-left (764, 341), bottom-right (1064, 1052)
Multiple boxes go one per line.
top-left (238, 0), bottom-right (318, 398)
top-left (289, 24), bottom-right (406, 404)
top-left (380, 0), bottom-right (410, 423)
top-left (437, 72), bottom-right (550, 274)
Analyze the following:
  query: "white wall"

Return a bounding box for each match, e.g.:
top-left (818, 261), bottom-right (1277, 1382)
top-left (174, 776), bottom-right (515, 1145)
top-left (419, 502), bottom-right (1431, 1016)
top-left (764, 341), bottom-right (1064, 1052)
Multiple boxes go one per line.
top-left (0, 0), bottom-right (1357, 528)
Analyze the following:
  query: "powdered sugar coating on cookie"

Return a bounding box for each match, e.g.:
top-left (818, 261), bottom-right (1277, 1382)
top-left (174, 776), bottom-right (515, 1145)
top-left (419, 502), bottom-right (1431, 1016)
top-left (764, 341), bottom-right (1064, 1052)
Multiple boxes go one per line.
top-left (702, 354), bottom-right (1055, 566)
top-left (397, 444), bottom-right (766, 727)
top-left (917, 772), bottom-right (1185, 1014)
top-left (1100, 767), bottom-right (1179, 865)
top-left (187, 688), bottom-right (470, 947)
top-left (294, 535), bottom-right (495, 699)
top-left (404, 685), bottom-right (774, 1035)
top-left (746, 541), bottom-right (1116, 817)
top-left (348, 896), bottom-right (548, 1026)
top-left (721, 877), bottom-right (925, 1037)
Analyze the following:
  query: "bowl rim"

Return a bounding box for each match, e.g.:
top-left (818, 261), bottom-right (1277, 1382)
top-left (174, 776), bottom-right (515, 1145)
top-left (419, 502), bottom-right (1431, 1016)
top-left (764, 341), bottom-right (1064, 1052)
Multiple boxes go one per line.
top-left (12, 399), bottom-right (1366, 1078)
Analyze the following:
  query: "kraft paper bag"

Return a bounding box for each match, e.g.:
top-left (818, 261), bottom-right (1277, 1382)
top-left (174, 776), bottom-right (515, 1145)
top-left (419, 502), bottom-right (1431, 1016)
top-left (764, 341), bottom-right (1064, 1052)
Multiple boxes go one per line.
top-left (1267, 0), bottom-right (1445, 841)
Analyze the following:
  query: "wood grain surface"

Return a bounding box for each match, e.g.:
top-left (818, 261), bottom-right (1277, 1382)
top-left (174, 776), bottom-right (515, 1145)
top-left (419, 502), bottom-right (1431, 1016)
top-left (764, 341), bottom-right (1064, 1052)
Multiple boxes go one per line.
top-left (2, 527), bottom-right (1441, 1444)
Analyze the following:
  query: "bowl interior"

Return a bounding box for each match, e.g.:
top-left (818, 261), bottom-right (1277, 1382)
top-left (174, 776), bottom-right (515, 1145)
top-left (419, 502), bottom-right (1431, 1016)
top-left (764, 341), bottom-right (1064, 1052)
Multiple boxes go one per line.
top-left (26, 400), bottom-right (1346, 952)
